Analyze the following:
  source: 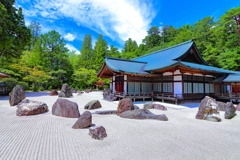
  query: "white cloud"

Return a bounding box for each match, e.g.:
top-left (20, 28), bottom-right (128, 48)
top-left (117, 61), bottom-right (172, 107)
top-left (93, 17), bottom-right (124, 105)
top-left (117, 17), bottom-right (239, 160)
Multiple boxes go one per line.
top-left (64, 33), bottom-right (76, 41)
top-left (21, 0), bottom-right (156, 44)
top-left (66, 43), bottom-right (80, 55)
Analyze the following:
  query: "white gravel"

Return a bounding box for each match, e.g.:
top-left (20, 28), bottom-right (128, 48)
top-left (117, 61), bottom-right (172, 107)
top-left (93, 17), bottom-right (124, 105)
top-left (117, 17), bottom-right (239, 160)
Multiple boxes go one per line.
top-left (1, 91), bottom-right (240, 160)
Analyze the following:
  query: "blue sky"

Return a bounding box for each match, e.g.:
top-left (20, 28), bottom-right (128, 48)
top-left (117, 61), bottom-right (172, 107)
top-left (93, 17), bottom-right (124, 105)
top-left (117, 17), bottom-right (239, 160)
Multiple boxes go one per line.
top-left (16, 0), bottom-right (240, 54)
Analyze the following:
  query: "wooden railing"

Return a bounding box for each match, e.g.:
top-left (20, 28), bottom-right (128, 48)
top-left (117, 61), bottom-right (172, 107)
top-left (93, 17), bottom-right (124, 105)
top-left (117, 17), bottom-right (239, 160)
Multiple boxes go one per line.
top-left (114, 91), bottom-right (182, 104)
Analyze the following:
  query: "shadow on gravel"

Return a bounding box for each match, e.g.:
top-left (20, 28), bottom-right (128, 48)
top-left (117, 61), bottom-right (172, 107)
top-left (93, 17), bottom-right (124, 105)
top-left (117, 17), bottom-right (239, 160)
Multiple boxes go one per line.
top-left (0, 91), bottom-right (50, 100)
top-left (25, 91), bottom-right (50, 97)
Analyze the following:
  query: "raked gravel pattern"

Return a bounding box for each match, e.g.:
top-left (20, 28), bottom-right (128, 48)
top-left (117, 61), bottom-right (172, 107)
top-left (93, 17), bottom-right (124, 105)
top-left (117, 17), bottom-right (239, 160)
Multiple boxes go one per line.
top-left (1, 91), bottom-right (240, 160)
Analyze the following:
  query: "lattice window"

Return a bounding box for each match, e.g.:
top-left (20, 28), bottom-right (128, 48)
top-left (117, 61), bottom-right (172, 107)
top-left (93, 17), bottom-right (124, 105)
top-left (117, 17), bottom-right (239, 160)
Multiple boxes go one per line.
top-left (184, 83), bottom-right (192, 93)
top-left (162, 76), bottom-right (173, 81)
top-left (142, 83), bottom-right (152, 94)
top-left (205, 84), bottom-right (210, 93)
top-left (210, 84), bottom-right (214, 93)
top-left (135, 82), bottom-right (141, 93)
top-left (153, 83), bottom-right (162, 92)
top-left (163, 83), bottom-right (172, 92)
top-left (128, 82), bottom-right (135, 93)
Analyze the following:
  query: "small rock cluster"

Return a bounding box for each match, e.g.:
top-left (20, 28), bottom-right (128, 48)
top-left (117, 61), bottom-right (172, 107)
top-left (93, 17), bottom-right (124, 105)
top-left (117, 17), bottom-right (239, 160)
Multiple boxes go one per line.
top-left (59, 83), bottom-right (72, 98)
top-left (117, 98), bottom-right (168, 121)
top-left (196, 96), bottom-right (237, 122)
top-left (103, 89), bottom-right (116, 101)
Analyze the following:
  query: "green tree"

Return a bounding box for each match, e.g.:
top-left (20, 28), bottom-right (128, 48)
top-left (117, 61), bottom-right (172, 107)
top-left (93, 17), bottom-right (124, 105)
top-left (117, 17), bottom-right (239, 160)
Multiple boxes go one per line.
top-left (93, 34), bottom-right (109, 70)
top-left (78, 34), bottom-right (94, 69)
top-left (122, 38), bottom-right (138, 52)
top-left (143, 26), bottom-right (162, 50)
top-left (108, 45), bottom-right (120, 58)
top-left (28, 21), bottom-right (41, 48)
top-left (0, 0), bottom-right (31, 62)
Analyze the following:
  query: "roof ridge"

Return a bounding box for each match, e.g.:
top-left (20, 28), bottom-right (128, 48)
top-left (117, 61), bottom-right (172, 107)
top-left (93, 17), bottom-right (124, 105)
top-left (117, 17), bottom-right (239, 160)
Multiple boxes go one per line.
top-left (106, 57), bottom-right (147, 64)
top-left (132, 39), bottom-right (193, 60)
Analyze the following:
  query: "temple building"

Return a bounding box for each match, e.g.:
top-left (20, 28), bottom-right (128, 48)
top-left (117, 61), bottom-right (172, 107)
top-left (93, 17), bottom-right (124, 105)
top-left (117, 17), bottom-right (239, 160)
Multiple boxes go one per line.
top-left (97, 40), bottom-right (240, 103)
top-left (0, 72), bottom-right (11, 95)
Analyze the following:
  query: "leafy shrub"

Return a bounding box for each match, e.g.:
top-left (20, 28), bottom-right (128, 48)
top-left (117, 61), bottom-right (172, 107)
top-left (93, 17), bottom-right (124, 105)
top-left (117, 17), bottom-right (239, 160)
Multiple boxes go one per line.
top-left (38, 86), bottom-right (44, 91)
top-left (0, 78), bottom-right (18, 90)
top-left (17, 81), bottom-right (29, 90)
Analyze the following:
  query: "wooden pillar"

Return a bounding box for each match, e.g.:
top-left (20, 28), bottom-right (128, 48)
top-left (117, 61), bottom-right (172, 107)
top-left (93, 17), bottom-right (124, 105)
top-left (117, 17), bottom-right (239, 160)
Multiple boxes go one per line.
top-left (124, 75), bottom-right (127, 94)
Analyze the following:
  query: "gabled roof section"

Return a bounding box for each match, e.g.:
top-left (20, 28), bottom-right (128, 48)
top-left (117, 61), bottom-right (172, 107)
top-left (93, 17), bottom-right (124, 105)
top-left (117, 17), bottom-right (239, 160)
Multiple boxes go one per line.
top-left (103, 57), bottom-right (152, 75)
top-left (180, 62), bottom-right (238, 74)
top-left (0, 72), bottom-right (10, 78)
top-left (133, 40), bottom-right (207, 71)
top-left (213, 73), bottom-right (240, 82)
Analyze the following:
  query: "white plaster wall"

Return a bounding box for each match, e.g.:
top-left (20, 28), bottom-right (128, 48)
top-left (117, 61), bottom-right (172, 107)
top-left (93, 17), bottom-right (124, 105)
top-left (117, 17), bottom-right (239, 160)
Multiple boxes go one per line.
top-left (205, 75), bottom-right (214, 77)
top-left (193, 73), bottom-right (203, 76)
top-left (112, 76), bottom-right (115, 93)
top-left (227, 85), bottom-right (231, 93)
top-left (163, 72), bottom-right (172, 76)
top-left (174, 82), bottom-right (183, 98)
top-left (183, 73), bottom-right (192, 75)
top-left (174, 75), bottom-right (182, 81)
top-left (174, 69), bottom-right (181, 75)
top-left (124, 75), bottom-right (127, 93)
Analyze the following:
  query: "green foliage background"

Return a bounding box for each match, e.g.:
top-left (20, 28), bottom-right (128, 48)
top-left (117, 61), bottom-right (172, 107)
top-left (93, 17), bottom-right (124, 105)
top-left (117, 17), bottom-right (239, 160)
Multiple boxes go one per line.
top-left (0, 1), bottom-right (239, 91)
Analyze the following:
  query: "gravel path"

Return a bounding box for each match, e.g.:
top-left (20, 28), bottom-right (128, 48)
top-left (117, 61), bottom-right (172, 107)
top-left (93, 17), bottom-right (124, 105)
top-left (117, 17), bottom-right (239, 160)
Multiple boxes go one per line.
top-left (1, 91), bottom-right (240, 160)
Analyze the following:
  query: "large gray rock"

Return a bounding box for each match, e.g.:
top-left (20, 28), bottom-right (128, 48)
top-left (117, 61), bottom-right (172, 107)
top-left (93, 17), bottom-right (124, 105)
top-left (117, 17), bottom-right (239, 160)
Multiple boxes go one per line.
top-left (59, 84), bottom-right (72, 98)
top-left (9, 85), bottom-right (25, 106)
top-left (225, 102), bottom-right (237, 119)
top-left (119, 109), bottom-right (168, 121)
top-left (196, 96), bottom-right (221, 122)
top-left (16, 99), bottom-right (48, 116)
top-left (117, 98), bottom-right (133, 115)
top-left (84, 100), bottom-right (102, 110)
top-left (89, 126), bottom-right (107, 140)
top-left (52, 99), bottom-right (80, 118)
top-left (72, 111), bottom-right (92, 129)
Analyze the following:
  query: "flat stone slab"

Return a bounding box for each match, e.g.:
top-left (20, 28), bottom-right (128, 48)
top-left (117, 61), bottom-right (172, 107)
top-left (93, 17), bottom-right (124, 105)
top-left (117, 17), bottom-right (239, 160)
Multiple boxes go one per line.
top-left (119, 109), bottom-right (168, 121)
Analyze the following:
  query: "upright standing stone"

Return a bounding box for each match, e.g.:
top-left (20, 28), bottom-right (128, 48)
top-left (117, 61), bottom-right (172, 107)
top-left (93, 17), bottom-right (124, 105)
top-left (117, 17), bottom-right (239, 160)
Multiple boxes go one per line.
top-left (196, 96), bottom-right (221, 122)
top-left (117, 98), bottom-right (133, 115)
top-left (225, 102), bottom-right (237, 119)
top-left (59, 84), bottom-right (72, 97)
top-left (52, 99), bottom-right (80, 118)
top-left (9, 85), bottom-right (26, 106)
top-left (72, 111), bottom-right (92, 129)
